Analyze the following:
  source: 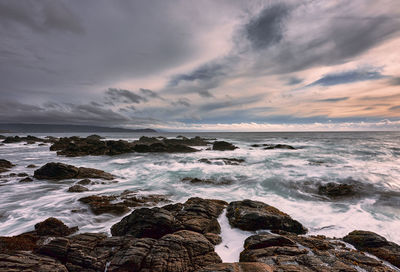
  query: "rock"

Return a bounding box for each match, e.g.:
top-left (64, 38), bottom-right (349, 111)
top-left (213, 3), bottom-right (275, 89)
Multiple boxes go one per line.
top-left (26, 164), bottom-right (37, 168)
top-left (19, 177), bottom-right (33, 183)
top-left (199, 262), bottom-right (273, 272)
top-left (198, 158), bottom-right (245, 165)
top-left (2, 135), bottom-right (49, 144)
top-left (226, 200), bottom-right (307, 234)
top-left (0, 159), bottom-right (14, 173)
top-left (77, 178), bottom-right (91, 185)
top-left (34, 217), bottom-right (78, 237)
top-left (17, 172), bottom-right (28, 177)
top-left (0, 233), bottom-right (39, 253)
top-left (181, 177), bottom-right (233, 185)
top-left (212, 141), bottom-right (238, 151)
top-left (0, 251), bottom-right (68, 272)
top-left (111, 197), bottom-right (227, 238)
top-left (204, 233), bottom-right (222, 245)
top-left (318, 182), bottom-right (355, 198)
top-left (36, 230), bottom-right (221, 272)
top-left (86, 134), bottom-right (103, 140)
top-left (263, 144), bottom-right (296, 150)
top-left (67, 185), bottom-right (89, 192)
top-left (34, 162), bottom-right (114, 180)
top-left (240, 232), bottom-right (396, 271)
top-left (343, 230), bottom-right (400, 268)
top-left (133, 142), bottom-right (199, 153)
top-left (79, 191), bottom-right (170, 216)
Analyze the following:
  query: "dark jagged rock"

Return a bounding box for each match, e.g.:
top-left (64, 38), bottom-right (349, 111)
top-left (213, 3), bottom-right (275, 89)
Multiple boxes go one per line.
top-left (111, 197), bottom-right (227, 238)
top-left (49, 135), bottom-right (201, 157)
top-left (199, 262), bottom-right (273, 272)
top-left (67, 184), bottom-right (89, 192)
top-left (0, 251), bottom-right (68, 272)
top-left (263, 144), bottom-right (296, 150)
top-left (26, 164), bottom-right (37, 168)
top-left (226, 200), bottom-right (307, 234)
top-left (212, 141), bottom-right (238, 151)
top-left (0, 233), bottom-right (39, 253)
top-left (34, 217), bottom-right (78, 237)
top-left (19, 177), bottom-right (33, 183)
top-left (318, 182), bottom-right (355, 198)
top-left (86, 134), bottom-right (103, 140)
top-left (2, 135), bottom-right (50, 144)
top-left (181, 177), bottom-right (233, 185)
top-left (34, 162), bottom-right (114, 180)
top-left (0, 159), bottom-right (14, 173)
top-left (79, 191), bottom-right (170, 215)
top-left (343, 230), bottom-right (400, 268)
top-left (198, 158), bottom-right (245, 165)
top-left (17, 172), bottom-right (28, 177)
top-left (240, 232), bottom-right (397, 271)
top-left (36, 230), bottom-right (221, 272)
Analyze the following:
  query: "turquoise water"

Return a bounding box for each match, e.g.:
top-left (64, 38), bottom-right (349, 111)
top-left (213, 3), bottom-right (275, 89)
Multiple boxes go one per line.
top-left (1, 132), bottom-right (400, 261)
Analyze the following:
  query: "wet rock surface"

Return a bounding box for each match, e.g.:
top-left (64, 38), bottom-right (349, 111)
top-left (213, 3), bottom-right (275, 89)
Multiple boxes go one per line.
top-left (79, 190), bottom-right (170, 215)
top-left (34, 162), bottom-right (114, 180)
top-left (199, 262), bottom-right (273, 272)
top-left (181, 177), bottom-right (233, 185)
top-left (226, 200), bottom-right (308, 234)
top-left (198, 158), bottom-right (245, 165)
top-left (34, 217), bottom-right (78, 237)
top-left (240, 232), bottom-right (398, 271)
top-left (0, 159), bottom-right (14, 173)
top-left (111, 197), bottom-right (227, 238)
top-left (1, 135), bottom-right (52, 144)
top-left (250, 144), bottom-right (296, 150)
top-left (0, 251), bottom-right (68, 272)
top-left (343, 230), bottom-right (400, 268)
top-left (67, 184), bottom-right (89, 192)
top-left (49, 135), bottom-right (205, 156)
top-left (212, 141), bottom-right (238, 151)
top-left (318, 182), bottom-right (356, 198)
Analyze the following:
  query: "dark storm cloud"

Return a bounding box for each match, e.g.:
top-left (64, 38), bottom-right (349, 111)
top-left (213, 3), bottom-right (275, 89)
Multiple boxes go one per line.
top-left (168, 62), bottom-right (226, 87)
top-left (244, 3), bottom-right (290, 49)
top-left (140, 88), bottom-right (163, 99)
top-left (317, 97), bottom-right (349, 102)
top-left (172, 98), bottom-right (191, 107)
top-left (0, 0), bottom-right (84, 34)
top-left (105, 88), bottom-right (147, 104)
top-left (306, 68), bottom-right (385, 87)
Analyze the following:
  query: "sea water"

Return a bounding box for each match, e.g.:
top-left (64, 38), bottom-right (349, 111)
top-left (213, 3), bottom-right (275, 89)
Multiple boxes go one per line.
top-left (0, 131), bottom-right (399, 262)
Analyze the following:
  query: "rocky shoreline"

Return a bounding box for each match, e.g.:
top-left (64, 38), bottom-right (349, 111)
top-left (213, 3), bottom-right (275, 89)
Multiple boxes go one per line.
top-left (1, 197), bottom-right (399, 271)
top-left (1, 135), bottom-right (400, 271)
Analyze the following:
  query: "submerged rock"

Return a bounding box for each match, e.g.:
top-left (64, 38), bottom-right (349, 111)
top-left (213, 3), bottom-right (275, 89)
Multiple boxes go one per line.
top-left (34, 162), bottom-right (114, 180)
top-left (181, 177), bottom-right (233, 185)
top-left (343, 230), bottom-right (400, 268)
top-left (212, 141), bottom-right (238, 151)
top-left (263, 144), bottom-right (296, 150)
top-left (26, 164), bottom-right (37, 168)
top-left (67, 184), bottom-right (89, 192)
top-left (19, 177), bottom-right (33, 183)
top-left (198, 157), bottom-right (245, 165)
top-left (111, 197), bottom-right (227, 238)
top-left (226, 200), bottom-right (307, 234)
top-left (318, 182), bottom-right (355, 198)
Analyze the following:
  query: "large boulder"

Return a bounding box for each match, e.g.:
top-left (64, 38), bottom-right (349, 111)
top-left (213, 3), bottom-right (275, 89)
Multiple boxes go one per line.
top-left (240, 232), bottom-right (396, 271)
top-left (343, 230), bottom-right (400, 268)
top-left (34, 162), bottom-right (114, 180)
top-left (212, 141), bottom-right (237, 151)
top-left (36, 230), bottom-right (221, 272)
top-left (226, 200), bottom-right (307, 234)
top-left (111, 197), bottom-right (227, 238)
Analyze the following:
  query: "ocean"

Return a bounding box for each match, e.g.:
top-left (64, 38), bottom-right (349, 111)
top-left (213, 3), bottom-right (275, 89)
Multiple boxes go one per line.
top-left (1, 131), bottom-right (400, 262)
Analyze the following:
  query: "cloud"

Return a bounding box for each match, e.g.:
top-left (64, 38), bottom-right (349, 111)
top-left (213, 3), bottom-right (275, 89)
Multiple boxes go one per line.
top-left (389, 77), bottom-right (400, 86)
top-left (389, 105), bottom-right (400, 111)
top-left (306, 68), bottom-right (385, 87)
top-left (285, 76), bottom-right (303, 86)
top-left (105, 88), bottom-right (147, 104)
top-left (244, 3), bottom-right (290, 50)
top-left (318, 97), bottom-right (349, 102)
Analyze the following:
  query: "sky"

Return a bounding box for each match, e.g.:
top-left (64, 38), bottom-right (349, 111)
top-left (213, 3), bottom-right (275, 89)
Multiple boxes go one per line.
top-left (0, 0), bottom-right (400, 131)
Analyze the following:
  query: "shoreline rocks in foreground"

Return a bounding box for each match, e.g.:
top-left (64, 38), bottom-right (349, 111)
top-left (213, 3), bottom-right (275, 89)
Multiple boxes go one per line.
top-left (1, 197), bottom-right (399, 272)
